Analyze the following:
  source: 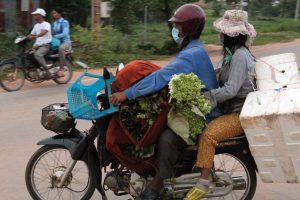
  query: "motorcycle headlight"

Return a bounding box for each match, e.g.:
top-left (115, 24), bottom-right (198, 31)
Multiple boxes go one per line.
top-left (14, 36), bottom-right (26, 44)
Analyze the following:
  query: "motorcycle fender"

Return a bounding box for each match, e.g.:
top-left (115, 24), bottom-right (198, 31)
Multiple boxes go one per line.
top-left (37, 132), bottom-right (88, 161)
top-left (0, 58), bottom-right (22, 68)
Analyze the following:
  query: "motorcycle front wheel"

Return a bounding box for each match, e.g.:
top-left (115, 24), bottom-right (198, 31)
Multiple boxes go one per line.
top-left (25, 145), bottom-right (95, 200)
top-left (0, 62), bottom-right (25, 92)
top-left (53, 60), bottom-right (73, 84)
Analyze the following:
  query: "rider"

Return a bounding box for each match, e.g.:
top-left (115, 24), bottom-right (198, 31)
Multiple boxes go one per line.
top-left (110, 4), bottom-right (221, 200)
top-left (52, 8), bottom-right (71, 74)
top-left (28, 8), bottom-right (52, 70)
top-left (186, 10), bottom-right (257, 200)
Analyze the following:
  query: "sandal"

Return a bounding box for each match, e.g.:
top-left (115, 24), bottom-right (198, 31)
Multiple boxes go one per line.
top-left (185, 186), bottom-right (207, 200)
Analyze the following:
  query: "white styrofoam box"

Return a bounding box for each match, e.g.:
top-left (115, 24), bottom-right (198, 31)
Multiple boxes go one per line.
top-left (254, 156), bottom-right (297, 183)
top-left (240, 88), bottom-right (300, 183)
top-left (255, 53), bottom-right (300, 90)
top-left (292, 156), bottom-right (300, 182)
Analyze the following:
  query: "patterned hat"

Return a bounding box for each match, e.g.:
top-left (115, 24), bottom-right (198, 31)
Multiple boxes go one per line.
top-left (213, 10), bottom-right (256, 38)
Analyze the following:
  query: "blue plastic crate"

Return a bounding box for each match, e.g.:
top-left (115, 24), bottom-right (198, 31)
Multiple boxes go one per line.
top-left (67, 72), bottom-right (118, 120)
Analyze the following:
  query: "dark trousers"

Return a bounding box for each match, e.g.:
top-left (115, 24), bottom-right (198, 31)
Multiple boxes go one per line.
top-left (157, 128), bottom-right (188, 179)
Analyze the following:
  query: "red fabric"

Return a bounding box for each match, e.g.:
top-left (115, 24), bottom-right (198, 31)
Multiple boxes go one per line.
top-left (106, 60), bottom-right (169, 173)
top-left (111, 60), bottom-right (161, 93)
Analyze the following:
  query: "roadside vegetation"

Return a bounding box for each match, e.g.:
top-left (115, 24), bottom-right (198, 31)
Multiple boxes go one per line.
top-left (1, 5), bottom-right (300, 67)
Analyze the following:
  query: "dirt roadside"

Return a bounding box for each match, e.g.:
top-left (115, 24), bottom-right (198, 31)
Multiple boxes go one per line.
top-left (1, 39), bottom-right (300, 93)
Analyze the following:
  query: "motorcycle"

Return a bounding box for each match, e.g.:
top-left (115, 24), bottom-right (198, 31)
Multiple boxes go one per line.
top-left (25, 66), bottom-right (258, 200)
top-left (0, 33), bottom-right (73, 92)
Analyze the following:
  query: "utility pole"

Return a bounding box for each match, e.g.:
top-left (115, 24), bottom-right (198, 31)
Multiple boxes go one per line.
top-left (91, 0), bottom-right (101, 29)
top-left (295, 0), bottom-right (300, 21)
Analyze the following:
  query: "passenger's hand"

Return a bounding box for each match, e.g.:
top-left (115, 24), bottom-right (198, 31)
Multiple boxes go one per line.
top-left (110, 91), bottom-right (127, 105)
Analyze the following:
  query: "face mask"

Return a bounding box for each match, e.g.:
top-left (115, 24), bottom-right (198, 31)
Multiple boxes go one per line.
top-left (172, 27), bottom-right (182, 44)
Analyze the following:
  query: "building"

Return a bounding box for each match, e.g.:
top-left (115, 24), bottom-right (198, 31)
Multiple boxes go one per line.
top-left (0, 0), bottom-right (45, 32)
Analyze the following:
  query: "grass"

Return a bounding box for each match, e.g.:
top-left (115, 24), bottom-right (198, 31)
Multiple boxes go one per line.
top-left (1, 14), bottom-right (300, 67)
top-left (201, 16), bottom-right (300, 45)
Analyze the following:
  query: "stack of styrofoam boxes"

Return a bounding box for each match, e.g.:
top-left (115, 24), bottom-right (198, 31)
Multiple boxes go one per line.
top-left (240, 53), bottom-right (300, 183)
top-left (255, 53), bottom-right (300, 90)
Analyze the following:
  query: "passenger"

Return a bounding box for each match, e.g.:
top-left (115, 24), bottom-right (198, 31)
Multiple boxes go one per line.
top-left (186, 10), bottom-right (257, 200)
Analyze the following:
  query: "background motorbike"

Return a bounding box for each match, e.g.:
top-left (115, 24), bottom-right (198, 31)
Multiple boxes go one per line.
top-left (0, 33), bottom-right (73, 92)
top-left (25, 67), bottom-right (258, 200)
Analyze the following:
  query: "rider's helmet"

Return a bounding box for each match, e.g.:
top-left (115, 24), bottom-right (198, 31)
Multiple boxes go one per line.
top-left (169, 4), bottom-right (206, 37)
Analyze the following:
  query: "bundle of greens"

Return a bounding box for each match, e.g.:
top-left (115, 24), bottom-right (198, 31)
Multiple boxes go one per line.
top-left (120, 144), bottom-right (156, 159)
top-left (168, 73), bottom-right (211, 144)
top-left (119, 89), bottom-right (167, 158)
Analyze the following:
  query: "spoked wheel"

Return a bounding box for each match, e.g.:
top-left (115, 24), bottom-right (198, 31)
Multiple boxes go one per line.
top-left (0, 62), bottom-right (25, 91)
top-left (53, 60), bottom-right (73, 84)
top-left (205, 153), bottom-right (257, 200)
top-left (25, 145), bottom-right (95, 200)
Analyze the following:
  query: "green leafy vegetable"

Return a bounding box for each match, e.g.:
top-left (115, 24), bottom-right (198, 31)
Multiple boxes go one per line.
top-left (169, 73), bottom-right (211, 144)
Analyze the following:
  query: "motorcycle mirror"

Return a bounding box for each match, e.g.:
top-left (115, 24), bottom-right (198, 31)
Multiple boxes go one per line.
top-left (103, 67), bottom-right (110, 80)
top-left (116, 63), bottom-right (124, 74)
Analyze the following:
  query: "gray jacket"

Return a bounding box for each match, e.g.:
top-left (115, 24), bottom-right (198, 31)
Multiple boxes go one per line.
top-left (205, 46), bottom-right (256, 114)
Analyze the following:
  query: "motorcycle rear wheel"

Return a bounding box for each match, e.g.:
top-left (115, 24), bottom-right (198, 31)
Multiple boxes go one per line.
top-left (25, 145), bottom-right (95, 200)
top-left (206, 152), bottom-right (257, 200)
top-left (53, 60), bottom-right (73, 84)
top-left (0, 62), bottom-right (25, 92)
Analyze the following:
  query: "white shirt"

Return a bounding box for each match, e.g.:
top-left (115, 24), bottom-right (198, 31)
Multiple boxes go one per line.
top-left (31, 21), bottom-right (52, 46)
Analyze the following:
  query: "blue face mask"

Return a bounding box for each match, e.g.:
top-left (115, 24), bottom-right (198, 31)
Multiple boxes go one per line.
top-left (172, 27), bottom-right (182, 44)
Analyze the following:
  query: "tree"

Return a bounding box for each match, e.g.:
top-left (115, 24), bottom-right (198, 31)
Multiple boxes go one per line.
top-left (45, 0), bottom-right (90, 27)
top-left (110, 0), bottom-right (192, 34)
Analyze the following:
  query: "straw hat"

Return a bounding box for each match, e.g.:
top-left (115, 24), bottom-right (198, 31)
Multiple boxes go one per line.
top-left (213, 10), bottom-right (256, 38)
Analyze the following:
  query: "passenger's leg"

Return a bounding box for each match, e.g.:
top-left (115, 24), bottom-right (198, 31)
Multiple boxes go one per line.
top-left (58, 43), bottom-right (71, 66)
top-left (186, 112), bottom-right (244, 200)
top-left (34, 44), bottom-right (50, 69)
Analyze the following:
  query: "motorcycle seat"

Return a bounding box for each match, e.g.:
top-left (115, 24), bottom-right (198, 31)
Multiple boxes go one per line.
top-left (184, 134), bottom-right (247, 151)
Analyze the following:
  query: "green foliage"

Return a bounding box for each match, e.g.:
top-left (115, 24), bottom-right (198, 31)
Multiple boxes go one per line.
top-left (45, 0), bottom-right (90, 27)
top-left (0, 33), bottom-right (17, 59)
top-left (110, 0), bottom-right (140, 34)
top-left (248, 0), bottom-right (297, 18)
top-left (119, 89), bottom-right (168, 158)
top-left (110, 0), bottom-right (192, 34)
top-left (169, 73), bottom-right (211, 143)
top-left (212, 0), bottom-right (223, 17)
top-left (71, 23), bottom-right (172, 67)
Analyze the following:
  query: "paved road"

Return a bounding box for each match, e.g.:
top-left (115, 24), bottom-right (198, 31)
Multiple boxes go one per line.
top-left (1, 40), bottom-right (300, 200)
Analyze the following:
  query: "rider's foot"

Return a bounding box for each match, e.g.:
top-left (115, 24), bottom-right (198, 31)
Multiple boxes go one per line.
top-left (185, 178), bottom-right (210, 200)
top-left (135, 186), bottom-right (160, 200)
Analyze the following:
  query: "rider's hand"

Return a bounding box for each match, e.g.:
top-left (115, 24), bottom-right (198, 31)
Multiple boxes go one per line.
top-left (27, 35), bottom-right (36, 40)
top-left (110, 92), bottom-right (127, 105)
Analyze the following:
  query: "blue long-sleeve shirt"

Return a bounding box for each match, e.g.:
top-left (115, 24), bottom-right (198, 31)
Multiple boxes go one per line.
top-left (125, 39), bottom-right (218, 99)
top-left (125, 39), bottom-right (221, 121)
top-left (53, 17), bottom-right (71, 44)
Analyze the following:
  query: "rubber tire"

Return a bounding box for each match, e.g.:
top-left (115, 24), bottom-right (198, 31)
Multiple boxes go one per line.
top-left (53, 60), bottom-right (73, 84)
top-left (0, 62), bottom-right (25, 92)
top-left (25, 145), bottom-right (96, 200)
top-left (216, 152), bottom-right (257, 200)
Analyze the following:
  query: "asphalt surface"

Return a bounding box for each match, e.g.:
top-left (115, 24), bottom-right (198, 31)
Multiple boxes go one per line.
top-left (1, 40), bottom-right (300, 199)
